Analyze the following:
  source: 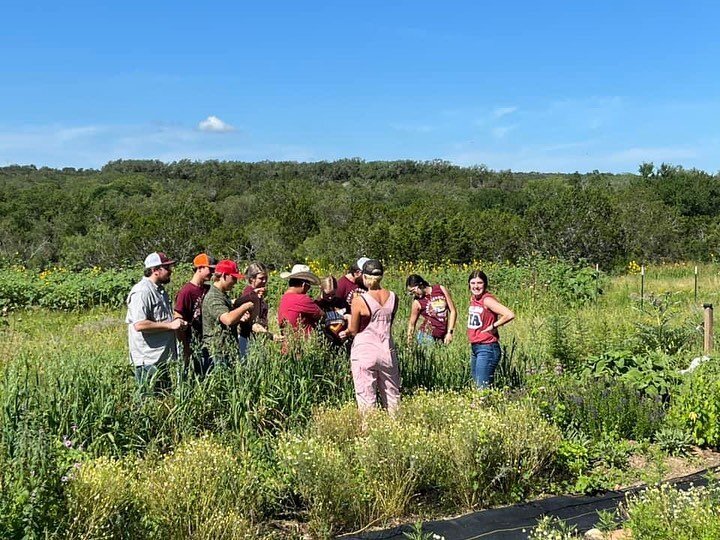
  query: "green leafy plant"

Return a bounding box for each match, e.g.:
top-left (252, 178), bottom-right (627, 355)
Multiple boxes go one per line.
top-left (654, 426), bottom-right (693, 456)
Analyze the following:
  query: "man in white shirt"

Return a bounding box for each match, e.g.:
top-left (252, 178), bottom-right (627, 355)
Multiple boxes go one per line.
top-left (126, 252), bottom-right (186, 392)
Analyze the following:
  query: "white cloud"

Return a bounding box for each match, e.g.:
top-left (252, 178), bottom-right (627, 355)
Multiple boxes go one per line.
top-left (491, 125), bottom-right (515, 139)
top-left (198, 115), bottom-right (235, 133)
top-left (0, 122), bottom-right (316, 168)
top-left (493, 106), bottom-right (518, 119)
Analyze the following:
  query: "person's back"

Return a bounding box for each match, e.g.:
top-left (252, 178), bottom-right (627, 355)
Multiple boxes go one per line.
top-left (352, 290), bottom-right (396, 350)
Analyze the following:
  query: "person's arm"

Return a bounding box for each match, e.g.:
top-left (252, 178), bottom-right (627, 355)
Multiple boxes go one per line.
top-left (406, 300), bottom-right (422, 344)
top-left (219, 301), bottom-right (255, 327)
top-left (441, 285), bottom-right (457, 344)
top-left (483, 296), bottom-right (515, 331)
top-left (131, 290), bottom-right (184, 332)
top-left (341, 295), bottom-right (367, 339)
top-left (134, 319), bottom-right (183, 332)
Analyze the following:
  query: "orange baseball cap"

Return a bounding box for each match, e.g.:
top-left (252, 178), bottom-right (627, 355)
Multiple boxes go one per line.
top-left (193, 253), bottom-right (217, 268)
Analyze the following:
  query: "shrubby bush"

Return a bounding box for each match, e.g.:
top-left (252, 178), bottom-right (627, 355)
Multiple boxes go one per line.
top-left (622, 481), bottom-right (720, 539)
top-left (0, 266), bottom-right (135, 311)
top-left (666, 360), bottom-right (720, 447)
top-left (279, 391), bottom-right (562, 536)
top-left (534, 376), bottom-right (665, 441)
top-left (65, 438), bottom-right (278, 540)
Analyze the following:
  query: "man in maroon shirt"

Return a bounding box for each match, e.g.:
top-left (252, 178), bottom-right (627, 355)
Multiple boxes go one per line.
top-left (277, 264), bottom-right (323, 336)
top-left (335, 257), bottom-right (369, 313)
top-left (174, 253), bottom-right (216, 372)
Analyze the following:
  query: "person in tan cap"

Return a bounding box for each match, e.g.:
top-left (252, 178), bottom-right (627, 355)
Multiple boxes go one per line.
top-left (277, 264), bottom-right (323, 335)
top-left (174, 253), bottom-right (216, 374)
top-left (201, 260), bottom-right (254, 371)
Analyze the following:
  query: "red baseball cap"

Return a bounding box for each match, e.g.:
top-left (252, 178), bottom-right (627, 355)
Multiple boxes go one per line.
top-left (215, 259), bottom-right (244, 279)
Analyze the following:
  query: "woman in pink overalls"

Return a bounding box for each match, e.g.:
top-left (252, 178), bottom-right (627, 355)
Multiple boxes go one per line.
top-left (340, 259), bottom-right (400, 415)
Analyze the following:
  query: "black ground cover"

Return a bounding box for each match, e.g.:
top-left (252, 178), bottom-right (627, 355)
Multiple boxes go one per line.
top-left (341, 467), bottom-right (720, 540)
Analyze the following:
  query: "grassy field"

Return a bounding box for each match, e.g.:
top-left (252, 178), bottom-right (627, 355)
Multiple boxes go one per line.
top-left (1, 259), bottom-right (719, 538)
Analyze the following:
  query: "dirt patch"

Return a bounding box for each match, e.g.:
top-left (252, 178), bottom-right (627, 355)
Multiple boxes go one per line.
top-left (626, 446), bottom-right (720, 487)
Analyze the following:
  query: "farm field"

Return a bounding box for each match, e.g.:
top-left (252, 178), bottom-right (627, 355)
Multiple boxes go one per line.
top-left (2, 259), bottom-right (720, 539)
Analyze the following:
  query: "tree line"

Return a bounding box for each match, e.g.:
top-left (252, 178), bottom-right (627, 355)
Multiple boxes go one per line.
top-left (1, 159), bottom-right (718, 270)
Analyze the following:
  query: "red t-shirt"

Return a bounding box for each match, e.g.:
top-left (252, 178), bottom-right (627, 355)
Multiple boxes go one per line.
top-left (467, 293), bottom-right (499, 344)
top-left (277, 291), bottom-right (324, 335)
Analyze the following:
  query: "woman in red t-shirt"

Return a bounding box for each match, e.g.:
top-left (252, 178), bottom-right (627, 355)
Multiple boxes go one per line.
top-left (405, 274), bottom-right (457, 346)
top-left (466, 270), bottom-right (515, 388)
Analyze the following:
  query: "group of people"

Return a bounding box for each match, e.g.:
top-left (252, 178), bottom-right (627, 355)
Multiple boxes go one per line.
top-left (125, 252), bottom-right (515, 412)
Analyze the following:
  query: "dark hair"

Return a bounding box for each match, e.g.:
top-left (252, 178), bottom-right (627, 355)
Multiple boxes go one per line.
top-left (143, 268), bottom-right (153, 277)
top-left (348, 263), bottom-right (361, 274)
top-left (245, 262), bottom-right (268, 281)
top-left (289, 278), bottom-right (310, 288)
top-left (405, 274), bottom-right (429, 289)
top-left (468, 270), bottom-right (489, 289)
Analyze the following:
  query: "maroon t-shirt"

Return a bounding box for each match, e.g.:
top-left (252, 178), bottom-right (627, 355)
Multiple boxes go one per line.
top-left (417, 284), bottom-right (450, 339)
top-left (335, 275), bottom-right (366, 312)
top-left (241, 285), bottom-right (269, 327)
top-left (174, 282), bottom-right (209, 340)
top-left (277, 291), bottom-right (324, 335)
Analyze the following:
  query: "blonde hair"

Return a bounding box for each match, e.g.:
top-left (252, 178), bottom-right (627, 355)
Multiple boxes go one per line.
top-left (320, 275), bottom-right (337, 294)
top-left (362, 274), bottom-right (383, 289)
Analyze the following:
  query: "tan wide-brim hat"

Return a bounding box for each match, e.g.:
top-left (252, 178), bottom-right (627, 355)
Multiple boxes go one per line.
top-left (279, 264), bottom-right (321, 286)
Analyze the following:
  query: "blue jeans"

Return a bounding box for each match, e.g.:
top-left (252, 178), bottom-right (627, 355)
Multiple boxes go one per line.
top-left (134, 362), bottom-right (171, 395)
top-left (238, 335), bottom-right (249, 360)
top-left (416, 331), bottom-right (441, 346)
top-left (470, 342), bottom-right (501, 388)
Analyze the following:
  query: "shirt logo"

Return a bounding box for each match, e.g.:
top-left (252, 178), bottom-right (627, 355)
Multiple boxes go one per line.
top-left (468, 305), bottom-right (484, 329)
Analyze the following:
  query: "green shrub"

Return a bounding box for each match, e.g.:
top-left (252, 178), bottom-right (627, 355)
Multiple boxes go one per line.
top-left (64, 457), bottom-right (145, 539)
top-left (655, 426), bottom-right (693, 456)
top-left (666, 360), bottom-right (720, 447)
top-left (537, 376), bottom-right (665, 440)
top-left (581, 349), bottom-right (679, 398)
top-left (139, 437), bottom-right (278, 539)
top-left (279, 392), bottom-right (562, 536)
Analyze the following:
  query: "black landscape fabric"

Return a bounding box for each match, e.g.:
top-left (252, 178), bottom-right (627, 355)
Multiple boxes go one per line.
top-left (340, 467), bottom-right (720, 540)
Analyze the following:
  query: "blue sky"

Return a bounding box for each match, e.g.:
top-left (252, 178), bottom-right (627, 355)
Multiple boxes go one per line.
top-left (2, 1), bottom-right (719, 173)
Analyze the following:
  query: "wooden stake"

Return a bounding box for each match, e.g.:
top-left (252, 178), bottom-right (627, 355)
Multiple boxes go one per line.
top-left (704, 303), bottom-right (713, 355)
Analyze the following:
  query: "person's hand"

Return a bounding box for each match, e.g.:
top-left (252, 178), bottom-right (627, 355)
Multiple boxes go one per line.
top-left (169, 318), bottom-right (186, 331)
top-left (338, 330), bottom-right (349, 341)
top-left (444, 332), bottom-right (454, 345)
top-left (254, 287), bottom-right (266, 298)
top-left (251, 323), bottom-right (267, 334)
top-left (240, 311), bottom-right (251, 323)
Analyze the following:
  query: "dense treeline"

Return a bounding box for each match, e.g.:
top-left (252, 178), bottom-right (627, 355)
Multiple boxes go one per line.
top-left (1, 159), bottom-right (719, 269)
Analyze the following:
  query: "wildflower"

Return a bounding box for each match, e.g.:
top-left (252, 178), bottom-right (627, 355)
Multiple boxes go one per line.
top-left (63, 436), bottom-right (73, 448)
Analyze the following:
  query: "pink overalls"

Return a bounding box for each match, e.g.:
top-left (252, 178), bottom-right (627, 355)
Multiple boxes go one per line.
top-left (350, 291), bottom-right (401, 413)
